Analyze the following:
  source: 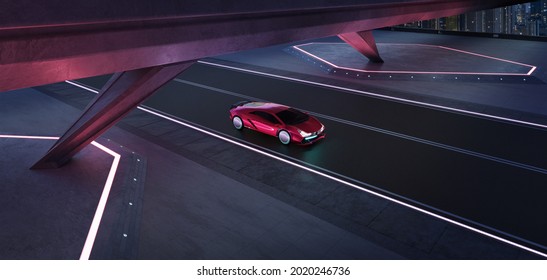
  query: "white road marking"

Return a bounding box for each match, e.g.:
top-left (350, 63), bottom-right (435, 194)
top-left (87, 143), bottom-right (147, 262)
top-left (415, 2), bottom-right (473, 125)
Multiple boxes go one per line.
top-left (174, 78), bottom-right (547, 175)
top-left (197, 60), bottom-right (547, 130)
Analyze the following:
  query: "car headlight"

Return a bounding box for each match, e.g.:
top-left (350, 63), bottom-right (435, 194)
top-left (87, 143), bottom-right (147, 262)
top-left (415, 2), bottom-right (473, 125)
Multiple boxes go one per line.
top-left (298, 129), bottom-right (312, 137)
top-left (318, 124), bottom-right (324, 134)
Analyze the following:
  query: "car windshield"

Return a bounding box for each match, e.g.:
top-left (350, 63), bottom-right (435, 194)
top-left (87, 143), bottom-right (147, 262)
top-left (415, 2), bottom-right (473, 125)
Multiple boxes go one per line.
top-left (276, 108), bottom-right (309, 125)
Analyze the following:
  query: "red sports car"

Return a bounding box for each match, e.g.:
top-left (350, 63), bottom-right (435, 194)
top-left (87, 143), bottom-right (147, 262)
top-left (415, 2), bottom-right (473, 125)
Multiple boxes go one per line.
top-left (229, 101), bottom-right (325, 145)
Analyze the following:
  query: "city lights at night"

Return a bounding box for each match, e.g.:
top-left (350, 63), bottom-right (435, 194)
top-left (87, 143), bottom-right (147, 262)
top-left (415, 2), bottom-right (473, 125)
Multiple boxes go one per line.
top-left (402, 1), bottom-right (547, 36)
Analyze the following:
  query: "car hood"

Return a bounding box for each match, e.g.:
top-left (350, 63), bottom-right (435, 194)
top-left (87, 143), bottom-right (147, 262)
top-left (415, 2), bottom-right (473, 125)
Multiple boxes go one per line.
top-left (292, 116), bottom-right (323, 132)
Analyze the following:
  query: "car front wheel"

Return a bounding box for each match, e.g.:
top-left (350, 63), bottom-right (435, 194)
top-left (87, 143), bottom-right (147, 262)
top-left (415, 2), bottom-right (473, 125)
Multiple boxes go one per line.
top-left (232, 116), bottom-right (243, 130)
top-left (278, 130), bottom-right (291, 145)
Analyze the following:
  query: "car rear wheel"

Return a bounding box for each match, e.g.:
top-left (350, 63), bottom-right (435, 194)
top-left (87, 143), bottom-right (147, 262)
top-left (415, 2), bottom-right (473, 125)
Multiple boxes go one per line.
top-left (232, 116), bottom-right (243, 130)
top-left (278, 130), bottom-right (291, 145)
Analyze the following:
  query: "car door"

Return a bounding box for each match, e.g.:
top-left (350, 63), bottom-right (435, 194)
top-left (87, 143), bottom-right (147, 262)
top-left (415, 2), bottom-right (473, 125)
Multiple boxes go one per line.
top-left (249, 111), bottom-right (280, 137)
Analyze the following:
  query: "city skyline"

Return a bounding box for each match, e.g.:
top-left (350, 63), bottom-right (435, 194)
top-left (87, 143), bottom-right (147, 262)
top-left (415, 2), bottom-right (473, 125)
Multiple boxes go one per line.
top-left (401, 1), bottom-right (547, 36)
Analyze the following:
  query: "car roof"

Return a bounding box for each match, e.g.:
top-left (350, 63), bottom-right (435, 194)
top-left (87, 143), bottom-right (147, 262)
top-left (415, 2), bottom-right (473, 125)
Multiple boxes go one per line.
top-left (241, 102), bottom-right (289, 113)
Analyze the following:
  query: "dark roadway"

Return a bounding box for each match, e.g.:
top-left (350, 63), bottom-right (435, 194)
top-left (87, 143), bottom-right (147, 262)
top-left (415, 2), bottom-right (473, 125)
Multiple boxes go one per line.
top-left (78, 59), bottom-right (547, 254)
top-left (159, 63), bottom-right (547, 251)
top-left (54, 26), bottom-right (547, 259)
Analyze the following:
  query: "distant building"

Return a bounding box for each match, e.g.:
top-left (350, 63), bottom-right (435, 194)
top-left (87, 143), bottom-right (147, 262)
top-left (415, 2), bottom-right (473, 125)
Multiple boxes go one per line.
top-left (398, 1), bottom-right (547, 37)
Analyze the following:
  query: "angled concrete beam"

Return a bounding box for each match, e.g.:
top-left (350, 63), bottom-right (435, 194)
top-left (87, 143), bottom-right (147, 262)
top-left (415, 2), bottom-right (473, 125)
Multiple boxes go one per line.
top-left (0, 0), bottom-right (528, 91)
top-left (31, 61), bottom-right (193, 169)
top-left (338, 30), bottom-right (384, 63)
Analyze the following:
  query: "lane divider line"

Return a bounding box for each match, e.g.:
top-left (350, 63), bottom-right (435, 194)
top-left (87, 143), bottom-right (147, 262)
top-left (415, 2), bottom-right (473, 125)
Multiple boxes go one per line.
top-left (65, 79), bottom-right (547, 258)
top-left (197, 60), bottom-right (547, 130)
top-left (174, 78), bottom-right (547, 175)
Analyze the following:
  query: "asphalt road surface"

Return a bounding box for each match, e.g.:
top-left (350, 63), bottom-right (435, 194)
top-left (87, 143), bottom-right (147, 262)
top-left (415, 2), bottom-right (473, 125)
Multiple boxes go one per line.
top-left (80, 61), bottom-right (547, 254)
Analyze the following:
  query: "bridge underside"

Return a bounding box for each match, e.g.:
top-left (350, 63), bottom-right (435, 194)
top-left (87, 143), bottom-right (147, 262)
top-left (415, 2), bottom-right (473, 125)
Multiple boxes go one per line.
top-left (0, 0), bottom-right (527, 167)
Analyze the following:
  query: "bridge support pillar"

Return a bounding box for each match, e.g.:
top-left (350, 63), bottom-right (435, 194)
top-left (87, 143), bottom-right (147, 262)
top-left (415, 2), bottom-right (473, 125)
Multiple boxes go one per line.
top-left (338, 30), bottom-right (384, 63)
top-left (32, 61), bottom-right (193, 169)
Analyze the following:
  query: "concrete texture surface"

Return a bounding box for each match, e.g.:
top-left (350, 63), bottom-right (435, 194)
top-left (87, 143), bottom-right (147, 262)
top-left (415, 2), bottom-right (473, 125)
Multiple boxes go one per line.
top-left (0, 137), bottom-right (109, 259)
top-left (0, 90), bottom-right (145, 259)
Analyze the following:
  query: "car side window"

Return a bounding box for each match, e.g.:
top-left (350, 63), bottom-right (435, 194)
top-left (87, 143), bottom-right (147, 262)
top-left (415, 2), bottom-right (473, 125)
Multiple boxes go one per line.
top-left (250, 111), bottom-right (280, 124)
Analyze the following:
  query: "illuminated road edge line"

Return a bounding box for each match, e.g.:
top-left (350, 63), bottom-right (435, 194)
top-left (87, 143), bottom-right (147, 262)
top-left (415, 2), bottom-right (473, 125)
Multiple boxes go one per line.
top-left (66, 80), bottom-right (99, 94)
top-left (0, 134), bottom-right (121, 260)
top-left (198, 61), bottom-right (547, 130)
top-left (292, 42), bottom-right (537, 76)
top-left (79, 141), bottom-right (121, 260)
top-left (0, 134), bottom-right (59, 140)
top-left (65, 81), bottom-right (547, 258)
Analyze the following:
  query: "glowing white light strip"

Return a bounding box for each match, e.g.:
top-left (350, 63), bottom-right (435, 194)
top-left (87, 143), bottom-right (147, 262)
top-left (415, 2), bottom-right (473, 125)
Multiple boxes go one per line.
top-left (79, 141), bottom-right (121, 260)
top-left (65, 76), bottom-right (547, 258)
top-left (292, 42), bottom-right (537, 76)
top-left (435, 45), bottom-right (536, 69)
top-left (65, 80), bottom-right (99, 94)
top-left (0, 134), bottom-right (59, 140)
top-left (293, 45), bottom-right (338, 68)
top-left (198, 61), bottom-right (547, 130)
top-left (0, 134), bottom-right (121, 260)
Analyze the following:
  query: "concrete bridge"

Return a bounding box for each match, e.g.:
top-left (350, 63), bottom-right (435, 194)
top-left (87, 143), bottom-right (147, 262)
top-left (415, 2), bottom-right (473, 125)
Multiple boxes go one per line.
top-left (0, 0), bottom-right (527, 167)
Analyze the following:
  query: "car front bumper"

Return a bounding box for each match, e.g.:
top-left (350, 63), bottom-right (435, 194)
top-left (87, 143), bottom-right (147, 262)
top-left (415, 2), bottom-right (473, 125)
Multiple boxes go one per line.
top-left (299, 132), bottom-right (326, 145)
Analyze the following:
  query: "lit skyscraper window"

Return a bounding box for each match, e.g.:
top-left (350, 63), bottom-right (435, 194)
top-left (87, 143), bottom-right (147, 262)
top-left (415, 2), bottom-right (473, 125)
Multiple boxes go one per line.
top-left (398, 1), bottom-right (547, 37)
